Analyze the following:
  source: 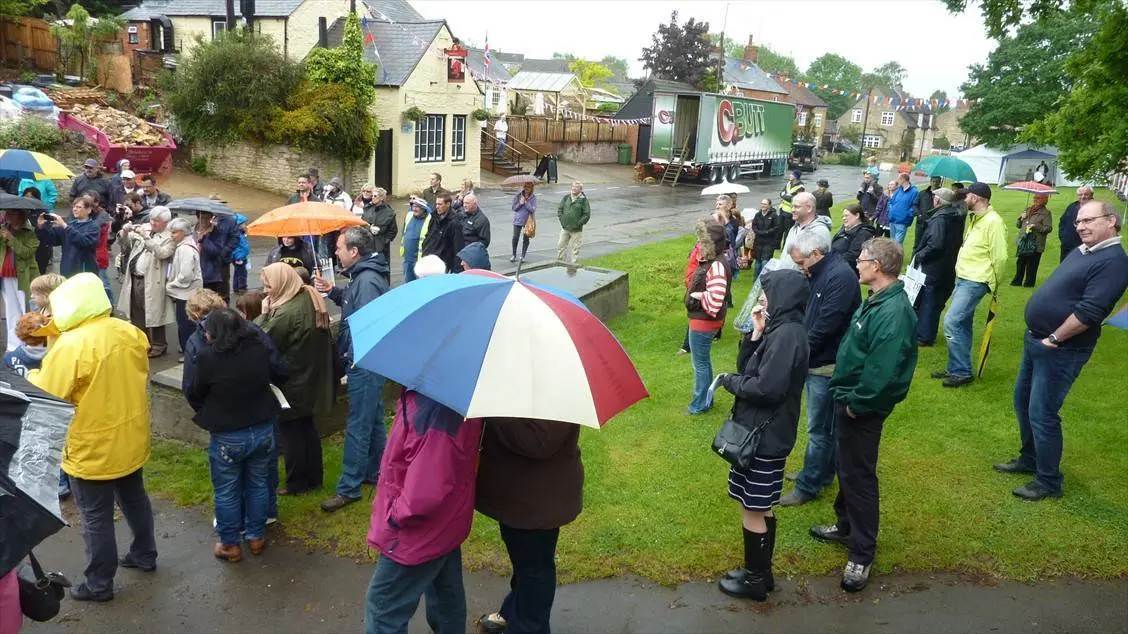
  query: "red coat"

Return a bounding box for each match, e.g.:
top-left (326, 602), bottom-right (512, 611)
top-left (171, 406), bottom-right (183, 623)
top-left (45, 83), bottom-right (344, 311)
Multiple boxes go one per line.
top-left (367, 390), bottom-right (482, 565)
top-left (94, 212), bottom-right (111, 269)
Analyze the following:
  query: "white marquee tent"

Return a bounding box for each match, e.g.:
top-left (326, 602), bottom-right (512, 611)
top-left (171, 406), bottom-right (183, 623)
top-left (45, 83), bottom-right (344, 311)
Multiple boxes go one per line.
top-left (955, 144), bottom-right (1087, 187)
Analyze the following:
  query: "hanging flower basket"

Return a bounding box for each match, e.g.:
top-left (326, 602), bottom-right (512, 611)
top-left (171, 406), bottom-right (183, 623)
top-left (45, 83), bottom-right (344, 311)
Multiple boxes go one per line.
top-left (471, 108), bottom-right (490, 122)
top-left (403, 106), bottom-right (426, 124)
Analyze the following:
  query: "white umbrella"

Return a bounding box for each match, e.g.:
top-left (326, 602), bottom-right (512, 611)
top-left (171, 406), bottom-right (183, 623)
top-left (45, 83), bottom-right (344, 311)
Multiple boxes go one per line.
top-left (701, 171), bottom-right (750, 196)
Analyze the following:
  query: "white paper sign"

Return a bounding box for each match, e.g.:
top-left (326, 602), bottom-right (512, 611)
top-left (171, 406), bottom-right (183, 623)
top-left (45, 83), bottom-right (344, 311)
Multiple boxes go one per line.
top-left (900, 260), bottom-right (927, 305)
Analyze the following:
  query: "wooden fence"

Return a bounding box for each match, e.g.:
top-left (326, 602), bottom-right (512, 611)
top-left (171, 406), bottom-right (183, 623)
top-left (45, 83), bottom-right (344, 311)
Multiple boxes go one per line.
top-left (506, 116), bottom-right (634, 145)
top-left (0, 17), bottom-right (58, 71)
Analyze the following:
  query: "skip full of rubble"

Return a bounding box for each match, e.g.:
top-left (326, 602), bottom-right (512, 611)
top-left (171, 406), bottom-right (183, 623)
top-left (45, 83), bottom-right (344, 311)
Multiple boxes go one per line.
top-left (69, 103), bottom-right (167, 146)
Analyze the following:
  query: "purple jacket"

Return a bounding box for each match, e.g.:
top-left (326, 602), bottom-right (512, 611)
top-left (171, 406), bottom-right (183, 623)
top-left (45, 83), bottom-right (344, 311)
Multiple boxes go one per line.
top-left (874, 193), bottom-right (891, 228)
top-left (367, 390), bottom-right (483, 566)
top-left (511, 192), bottom-right (536, 227)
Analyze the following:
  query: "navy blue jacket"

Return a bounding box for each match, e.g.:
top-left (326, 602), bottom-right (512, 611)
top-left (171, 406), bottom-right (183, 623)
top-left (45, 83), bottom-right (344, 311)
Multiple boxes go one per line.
top-left (37, 218), bottom-right (100, 277)
top-left (328, 253), bottom-right (390, 365)
top-left (803, 252), bottom-right (862, 369)
top-left (198, 214), bottom-right (240, 283)
top-left (183, 317), bottom-right (288, 411)
top-left (1058, 201), bottom-right (1083, 256)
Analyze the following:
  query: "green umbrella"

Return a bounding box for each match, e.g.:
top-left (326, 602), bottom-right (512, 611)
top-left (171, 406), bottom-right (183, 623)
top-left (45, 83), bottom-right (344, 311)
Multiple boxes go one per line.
top-left (912, 155), bottom-right (977, 182)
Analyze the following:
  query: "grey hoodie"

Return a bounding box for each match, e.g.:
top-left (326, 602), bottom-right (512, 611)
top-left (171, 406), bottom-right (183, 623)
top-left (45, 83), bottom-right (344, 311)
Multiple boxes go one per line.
top-left (778, 214), bottom-right (833, 270)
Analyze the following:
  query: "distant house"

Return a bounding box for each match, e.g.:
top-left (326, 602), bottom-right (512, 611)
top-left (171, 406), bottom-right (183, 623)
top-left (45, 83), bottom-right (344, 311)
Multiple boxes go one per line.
top-left (326, 0), bottom-right (483, 196)
top-left (119, 0), bottom-right (347, 59)
top-left (834, 88), bottom-right (968, 160)
top-left (781, 82), bottom-right (829, 144)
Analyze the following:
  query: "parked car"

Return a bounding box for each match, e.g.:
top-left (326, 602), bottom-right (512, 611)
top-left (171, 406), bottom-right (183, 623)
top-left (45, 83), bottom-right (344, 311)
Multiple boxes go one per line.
top-left (789, 142), bottom-right (819, 172)
top-left (824, 139), bottom-right (860, 155)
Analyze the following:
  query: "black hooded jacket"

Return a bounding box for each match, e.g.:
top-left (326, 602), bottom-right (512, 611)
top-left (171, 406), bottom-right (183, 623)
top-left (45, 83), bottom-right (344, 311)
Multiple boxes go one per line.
top-left (327, 253), bottom-right (390, 364)
top-left (721, 269), bottom-right (811, 459)
top-left (911, 205), bottom-right (963, 289)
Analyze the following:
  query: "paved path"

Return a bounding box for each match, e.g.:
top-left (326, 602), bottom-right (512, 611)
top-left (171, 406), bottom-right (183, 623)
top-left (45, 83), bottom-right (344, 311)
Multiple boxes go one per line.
top-left (24, 500), bottom-right (1128, 634)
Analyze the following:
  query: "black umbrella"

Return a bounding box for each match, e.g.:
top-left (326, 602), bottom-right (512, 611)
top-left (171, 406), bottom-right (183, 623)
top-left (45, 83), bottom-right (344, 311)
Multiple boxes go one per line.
top-left (166, 197), bottom-right (236, 216)
top-left (0, 370), bottom-right (74, 577)
top-left (0, 192), bottom-right (48, 212)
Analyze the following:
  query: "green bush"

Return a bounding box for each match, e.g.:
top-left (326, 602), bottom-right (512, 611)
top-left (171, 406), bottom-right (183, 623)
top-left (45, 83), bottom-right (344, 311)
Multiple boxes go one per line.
top-left (833, 151), bottom-right (861, 166)
top-left (596, 102), bottom-right (619, 114)
top-left (269, 82), bottom-right (374, 162)
top-left (0, 118), bottom-right (64, 152)
top-left (190, 155), bottom-right (208, 176)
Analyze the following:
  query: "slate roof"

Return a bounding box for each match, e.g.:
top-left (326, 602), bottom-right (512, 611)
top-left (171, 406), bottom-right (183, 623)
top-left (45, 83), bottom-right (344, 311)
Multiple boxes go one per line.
top-left (326, 17), bottom-right (444, 87)
top-left (506, 71), bottom-right (579, 93)
top-left (722, 56), bottom-right (787, 94)
top-left (783, 81), bottom-right (828, 108)
top-left (362, 0), bottom-right (423, 22)
top-left (119, 0), bottom-right (303, 19)
top-left (612, 77), bottom-right (698, 121)
top-left (518, 58), bottom-right (571, 73)
top-left (465, 47), bottom-right (514, 84)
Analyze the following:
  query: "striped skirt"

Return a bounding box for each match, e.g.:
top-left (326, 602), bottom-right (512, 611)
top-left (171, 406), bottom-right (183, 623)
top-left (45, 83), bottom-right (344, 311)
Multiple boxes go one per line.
top-left (728, 456), bottom-right (787, 511)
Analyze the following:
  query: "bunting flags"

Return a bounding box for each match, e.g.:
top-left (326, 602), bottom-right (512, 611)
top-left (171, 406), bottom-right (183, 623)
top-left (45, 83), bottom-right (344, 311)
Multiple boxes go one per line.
top-left (760, 72), bottom-right (978, 110)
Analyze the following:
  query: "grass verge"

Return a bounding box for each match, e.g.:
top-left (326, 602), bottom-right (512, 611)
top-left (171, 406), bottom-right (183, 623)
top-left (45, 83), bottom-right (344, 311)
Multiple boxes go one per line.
top-left (145, 185), bottom-right (1128, 585)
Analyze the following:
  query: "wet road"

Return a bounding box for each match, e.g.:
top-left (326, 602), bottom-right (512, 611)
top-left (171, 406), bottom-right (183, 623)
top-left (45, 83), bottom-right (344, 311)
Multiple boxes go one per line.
top-left (24, 500), bottom-right (1128, 634)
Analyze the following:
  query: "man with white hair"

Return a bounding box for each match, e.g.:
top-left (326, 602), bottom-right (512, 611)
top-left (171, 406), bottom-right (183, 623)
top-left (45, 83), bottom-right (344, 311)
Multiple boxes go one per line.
top-left (117, 205), bottom-right (175, 358)
top-left (556, 181), bottom-right (590, 264)
top-left (778, 192), bottom-right (832, 271)
top-left (781, 229), bottom-right (861, 507)
top-left (996, 200), bottom-right (1128, 500)
top-left (459, 193), bottom-right (491, 247)
top-left (1057, 185), bottom-right (1092, 263)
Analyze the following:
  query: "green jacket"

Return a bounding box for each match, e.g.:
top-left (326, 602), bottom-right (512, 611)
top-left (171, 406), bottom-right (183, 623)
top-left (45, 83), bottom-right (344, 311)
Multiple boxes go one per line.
top-left (0, 221), bottom-right (40, 297)
top-left (830, 280), bottom-right (919, 417)
top-left (255, 291), bottom-right (335, 422)
top-left (557, 194), bottom-right (591, 232)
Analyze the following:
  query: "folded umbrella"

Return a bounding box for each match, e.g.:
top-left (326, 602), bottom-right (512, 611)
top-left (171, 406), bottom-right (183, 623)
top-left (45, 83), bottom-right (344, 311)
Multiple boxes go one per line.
top-left (350, 270), bottom-right (648, 428)
top-left (0, 149), bottom-right (73, 181)
top-left (247, 201), bottom-right (366, 238)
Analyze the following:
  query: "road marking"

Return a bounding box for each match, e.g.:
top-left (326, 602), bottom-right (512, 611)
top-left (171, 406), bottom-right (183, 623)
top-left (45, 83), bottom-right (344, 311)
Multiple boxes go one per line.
top-left (606, 186), bottom-right (620, 190)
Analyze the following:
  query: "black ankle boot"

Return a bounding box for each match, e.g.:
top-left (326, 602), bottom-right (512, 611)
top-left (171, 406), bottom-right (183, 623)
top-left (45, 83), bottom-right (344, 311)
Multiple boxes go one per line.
top-left (718, 530), bottom-right (769, 601)
top-left (765, 515), bottom-right (777, 592)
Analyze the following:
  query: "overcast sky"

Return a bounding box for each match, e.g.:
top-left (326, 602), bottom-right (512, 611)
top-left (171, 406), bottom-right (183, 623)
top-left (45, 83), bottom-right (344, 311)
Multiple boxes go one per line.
top-left (413, 0), bottom-right (996, 98)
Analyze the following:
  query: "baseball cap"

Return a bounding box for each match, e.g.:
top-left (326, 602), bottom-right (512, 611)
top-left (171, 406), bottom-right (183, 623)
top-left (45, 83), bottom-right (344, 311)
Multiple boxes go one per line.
top-left (966, 182), bottom-right (992, 200)
top-left (83, 158), bottom-right (98, 168)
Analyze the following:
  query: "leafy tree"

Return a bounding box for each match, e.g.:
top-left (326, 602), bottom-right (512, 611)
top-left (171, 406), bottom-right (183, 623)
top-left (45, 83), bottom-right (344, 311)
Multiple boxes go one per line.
top-left (0, 0), bottom-right (46, 17)
top-left (600, 55), bottom-right (630, 80)
top-left (305, 12), bottom-right (376, 106)
top-left (861, 61), bottom-right (907, 91)
top-left (958, 10), bottom-right (1092, 147)
top-left (805, 53), bottom-right (863, 119)
top-left (552, 52), bottom-right (577, 61)
top-left (943, 0), bottom-right (1101, 38)
top-left (569, 59), bottom-right (613, 89)
top-left (933, 135), bottom-right (951, 150)
top-left (640, 10), bottom-right (714, 89)
top-left (48, 4), bottom-right (123, 81)
top-left (756, 45), bottom-right (799, 78)
top-left (1022, 1), bottom-right (1128, 181)
top-left (930, 89), bottom-right (951, 113)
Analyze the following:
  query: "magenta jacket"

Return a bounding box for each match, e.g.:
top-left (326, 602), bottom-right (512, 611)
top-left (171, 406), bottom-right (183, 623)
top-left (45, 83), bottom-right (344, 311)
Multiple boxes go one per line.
top-left (367, 390), bottom-right (483, 566)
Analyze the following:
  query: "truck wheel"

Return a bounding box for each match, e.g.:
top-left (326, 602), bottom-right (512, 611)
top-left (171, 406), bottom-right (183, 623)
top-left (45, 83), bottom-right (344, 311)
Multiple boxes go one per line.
top-left (728, 164), bottom-right (740, 182)
top-left (710, 165), bottom-right (723, 184)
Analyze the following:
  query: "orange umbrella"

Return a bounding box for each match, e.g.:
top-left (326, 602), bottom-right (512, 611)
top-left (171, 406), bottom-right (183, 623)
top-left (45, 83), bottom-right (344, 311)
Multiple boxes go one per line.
top-left (246, 202), bottom-right (366, 237)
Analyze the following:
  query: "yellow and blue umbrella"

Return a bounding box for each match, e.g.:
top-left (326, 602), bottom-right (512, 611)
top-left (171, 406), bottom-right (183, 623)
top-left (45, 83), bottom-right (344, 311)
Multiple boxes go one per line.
top-left (0, 149), bottom-right (74, 180)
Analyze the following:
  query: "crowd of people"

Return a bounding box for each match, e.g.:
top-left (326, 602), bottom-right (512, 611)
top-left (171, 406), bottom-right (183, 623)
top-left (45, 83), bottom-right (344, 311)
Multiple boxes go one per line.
top-left (2, 156), bottom-right (1124, 633)
top-left (682, 171), bottom-right (1127, 596)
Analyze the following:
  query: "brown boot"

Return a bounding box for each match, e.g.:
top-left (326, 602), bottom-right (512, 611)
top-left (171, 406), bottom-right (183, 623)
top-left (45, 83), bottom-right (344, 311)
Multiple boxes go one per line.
top-left (213, 543), bottom-right (242, 563)
top-left (148, 345), bottom-right (167, 358)
top-left (248, 538), bottom-right (266, 556)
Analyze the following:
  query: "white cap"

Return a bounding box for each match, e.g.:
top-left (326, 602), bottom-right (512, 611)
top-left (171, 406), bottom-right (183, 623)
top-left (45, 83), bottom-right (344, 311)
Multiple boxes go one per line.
top-left (413, 255), bottom-right (447, 278)
top-left (121, 169), bottom-right (136, 179)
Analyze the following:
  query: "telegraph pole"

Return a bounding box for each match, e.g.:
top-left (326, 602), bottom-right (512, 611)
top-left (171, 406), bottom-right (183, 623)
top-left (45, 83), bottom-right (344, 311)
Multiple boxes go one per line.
top-left (858, 86), bottom-right (873, 158)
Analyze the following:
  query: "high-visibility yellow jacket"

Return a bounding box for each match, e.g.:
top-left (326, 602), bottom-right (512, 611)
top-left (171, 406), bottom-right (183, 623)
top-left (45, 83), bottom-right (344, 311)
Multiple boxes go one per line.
top-left (955, 206), bottom-right (1008, 292)
top-left (30, 273), bottom-right (151, 480)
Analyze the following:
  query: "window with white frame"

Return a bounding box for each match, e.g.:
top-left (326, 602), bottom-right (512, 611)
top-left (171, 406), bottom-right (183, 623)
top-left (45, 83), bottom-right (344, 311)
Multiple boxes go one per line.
top-left (851, 109), bottom-right (863, 123)
top-left (211, 20), bottom-right (227, 38)
top-left (414, 115), bottom-right (445, 163)
top-left (451, 115), bottom-right (466, 161)
top-left (814, 113), bottom-right (823, 128)
top-left (863, 135), bottom-right (882, 148)
top-left (880, 111), bottom-right (895, 126)
top-left (128, 26), bottom-right (139, 44)
top-left (797, 111), bottom-right (808, 126)
top-left (491, 90), bottom-right (502, 109)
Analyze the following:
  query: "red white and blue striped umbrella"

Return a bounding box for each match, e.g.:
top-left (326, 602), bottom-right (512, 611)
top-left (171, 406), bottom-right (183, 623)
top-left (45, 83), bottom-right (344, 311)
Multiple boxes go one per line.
top-left (349, 270), bottom-right (648, 428)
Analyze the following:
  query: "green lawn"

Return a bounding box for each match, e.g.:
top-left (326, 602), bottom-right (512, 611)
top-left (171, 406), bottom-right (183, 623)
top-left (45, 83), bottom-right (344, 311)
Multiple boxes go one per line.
top-left (145, 185), bottom-right (1128, 585)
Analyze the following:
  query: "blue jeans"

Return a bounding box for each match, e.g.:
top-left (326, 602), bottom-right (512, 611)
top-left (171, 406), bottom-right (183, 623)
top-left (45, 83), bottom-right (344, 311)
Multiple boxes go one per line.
top-left (890, 223), bottom-right (909, 245)
top-left (98, 267), bottom-right (114, 304)
top-left (404, 257), bottom-right (417, 283)
top-left (915, 281), bottom-right (954, 345)
top-left (1013, 332), bottom-right (1093, 492)
top-left (687, 328), bottom-right (718, 414)
top-left (364, 548), bottom-right (466, 634)
top-left (753, 257), bottom-right (771, 280)
top-left (943, 278), bottom-right (990, 378)
top-left (208, 421), bottom-right (275, 545)
top-left (336, 366), bottom-right (387, 499)
top-left (794, 373), bottom-right (836, 497)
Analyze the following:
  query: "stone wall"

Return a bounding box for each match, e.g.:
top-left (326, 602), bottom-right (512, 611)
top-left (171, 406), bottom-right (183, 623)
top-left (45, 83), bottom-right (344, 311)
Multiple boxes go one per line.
top-left (553, 141), bottom-right (621, 164)
top-left (189, 140), bottom-right (370, 196)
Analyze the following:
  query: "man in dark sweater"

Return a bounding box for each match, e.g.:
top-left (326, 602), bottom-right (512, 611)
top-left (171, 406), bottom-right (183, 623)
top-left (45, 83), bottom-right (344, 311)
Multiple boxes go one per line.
top-left (995, 200), bottom-right (1128, 501)
top-left (421, 193), bottom-right (465, 273)
top-left (780, 230), bottom-right (861, 507)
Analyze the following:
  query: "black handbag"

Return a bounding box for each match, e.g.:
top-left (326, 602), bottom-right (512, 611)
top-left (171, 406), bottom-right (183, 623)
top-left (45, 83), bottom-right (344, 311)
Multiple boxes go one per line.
top-left (18, 551), bottom-right (71, 622)
top-left (712, 406), bottom-right (774, 470)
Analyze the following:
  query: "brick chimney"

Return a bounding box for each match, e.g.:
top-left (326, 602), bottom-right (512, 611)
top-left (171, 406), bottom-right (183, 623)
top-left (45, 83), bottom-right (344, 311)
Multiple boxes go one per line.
top-left (743, 36), bottom-right (758, 64)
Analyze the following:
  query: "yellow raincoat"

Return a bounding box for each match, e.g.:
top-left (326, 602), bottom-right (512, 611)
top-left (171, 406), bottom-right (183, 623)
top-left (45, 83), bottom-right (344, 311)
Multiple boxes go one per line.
top-left (29, 273), bottom-right (151, 480)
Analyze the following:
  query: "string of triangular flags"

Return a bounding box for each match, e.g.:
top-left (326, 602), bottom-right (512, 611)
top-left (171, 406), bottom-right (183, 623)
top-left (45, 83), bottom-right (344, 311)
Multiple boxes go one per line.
top-left (365, 10), bottom-right (440, 56)
top-left (554, 104), bottom-right (650, 125)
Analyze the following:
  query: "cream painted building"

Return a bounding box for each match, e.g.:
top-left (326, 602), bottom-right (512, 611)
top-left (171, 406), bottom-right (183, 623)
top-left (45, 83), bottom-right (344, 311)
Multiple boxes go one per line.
top-left (328, 3), bottom-right (483, 197)
top-left (120, 0), bottom-right (347, 60)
